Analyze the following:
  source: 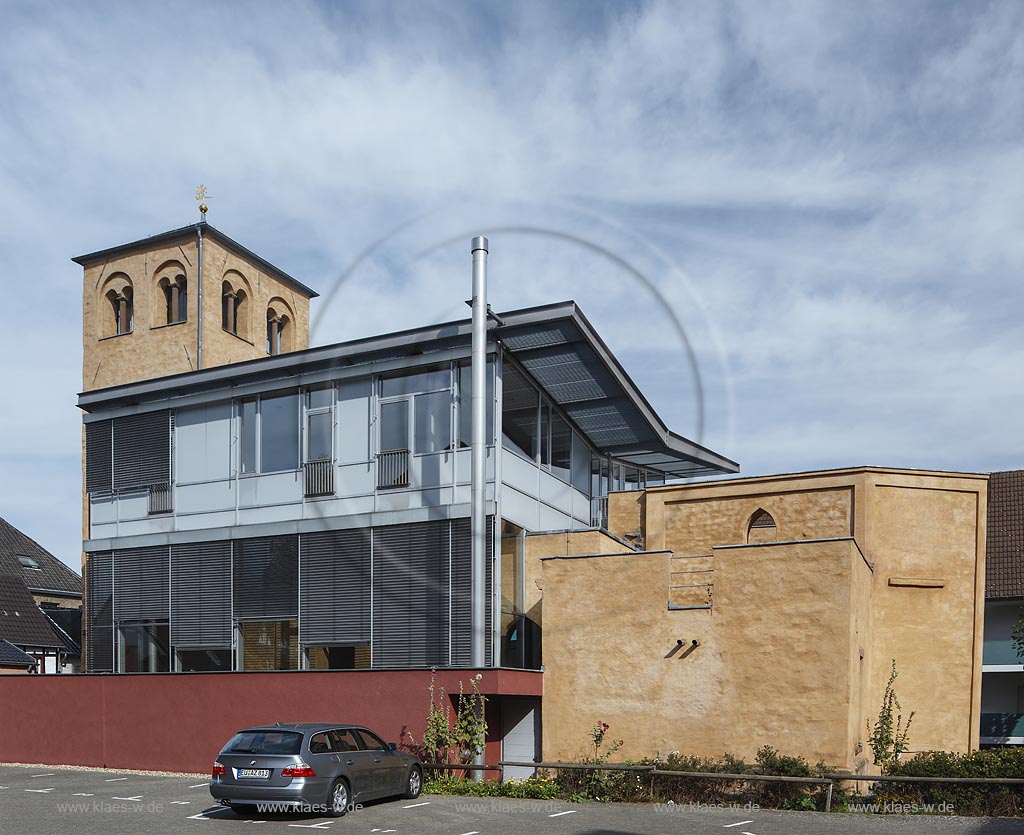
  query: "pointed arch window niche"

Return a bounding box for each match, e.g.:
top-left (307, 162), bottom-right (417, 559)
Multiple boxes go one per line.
top-left (747, 508), bottom-right (778, 544)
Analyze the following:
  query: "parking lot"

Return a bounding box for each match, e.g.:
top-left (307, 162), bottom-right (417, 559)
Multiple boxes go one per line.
top-left (2, 764), bottom-right (1024, 835)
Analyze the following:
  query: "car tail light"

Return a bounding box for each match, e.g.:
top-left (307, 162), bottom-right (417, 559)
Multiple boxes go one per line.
top-left (281, 763), bottom-right (316, 778)
top-left (212, 763), bottom-right (226, 777)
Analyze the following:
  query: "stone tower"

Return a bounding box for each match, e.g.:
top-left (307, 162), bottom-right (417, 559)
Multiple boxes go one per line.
top-left (75, 221), bottom-right (318, 391)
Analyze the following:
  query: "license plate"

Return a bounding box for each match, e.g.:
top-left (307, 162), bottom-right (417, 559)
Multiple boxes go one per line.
top-left (236, 768), bottom-right (271, 779)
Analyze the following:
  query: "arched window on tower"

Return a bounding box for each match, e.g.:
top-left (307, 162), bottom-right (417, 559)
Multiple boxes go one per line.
top-left (747, 508), bottom-right (777, 544)
top-left (266, 307), bottom-right (290, 355)
top-left (104, 285), bottom-right (133, 336)
top-left (158, 274), bottom-right (187, 325)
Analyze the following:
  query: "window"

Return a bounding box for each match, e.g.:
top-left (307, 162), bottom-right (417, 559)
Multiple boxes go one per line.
top-left (550, 413), bottom-right (571, 481)
top-left (414, 391), bottom-right (451, 453)
top-left (306, 645), bottom-right (370, 670)
top-left (17, 555), bottom-right (41, 571)
top-left (239, 392), bottom-right (300, 474)
top-left (501, 364), bottom-right (539, 459)
top-left (305, 388), bottom-right (334, 462)
top-left (221, 283), bottom-right (246, 335)
top-left (177, 648), bottom-right (231, 672)
top-left (747, 508), bottom-right (778, 544)
top-left (158, 275), bottom-right (187, 325)
top-left (457, 362), bottom-right (494, 446)
top-left (238, 620), bottom-right (298, 671)
top-left (225, 730), bottom-right (302, 755)
top-left (118, 621), bottom-right (170, 672)
top-left (329, 729), bottom-right (362, 752)
top-left (266, 300), bottom-right (294, 355)
top-left (106, 287), bottom-right (133, 335)
top-left (380, 400), bottom-right (409, 453)
top-left (354, 729), bottom-right (389, 751)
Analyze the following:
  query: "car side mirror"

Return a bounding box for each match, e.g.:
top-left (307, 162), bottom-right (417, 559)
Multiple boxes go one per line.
top-left (388, 742), bottom-right (397, 751)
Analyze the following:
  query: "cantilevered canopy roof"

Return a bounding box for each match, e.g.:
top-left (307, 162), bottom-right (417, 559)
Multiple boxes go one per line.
top-left (497, 303), bottom-right (737, 478)
top-left (78, 301), bottom-right (737, 479)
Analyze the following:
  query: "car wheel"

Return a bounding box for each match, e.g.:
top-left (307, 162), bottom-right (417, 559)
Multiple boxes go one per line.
top-left (404, 765), bottom-right (423, 799)
top-left (326, 778), bottom-right (350, 817)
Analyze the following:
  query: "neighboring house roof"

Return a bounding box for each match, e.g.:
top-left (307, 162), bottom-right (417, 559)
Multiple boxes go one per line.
top-left (43, 608), bottom-right (82, 656)
top-left (78, 301), bottom-right (738, 479)
top-left (0, 575), bottom-right (64, 649)
top-left (0, 639), bottom-right (37, 669)
top-left (0, 517), bottom-right (82, 598)
top-left (987, 470), bottom-right (1024, 599)
top-left (71, 222), bottom-right (319, 299)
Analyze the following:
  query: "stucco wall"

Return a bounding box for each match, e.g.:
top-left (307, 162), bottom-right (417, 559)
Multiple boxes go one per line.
top-left (541, 539), bottom-right (870, 767)
top-left (543, 468), bottom-right (986, 767)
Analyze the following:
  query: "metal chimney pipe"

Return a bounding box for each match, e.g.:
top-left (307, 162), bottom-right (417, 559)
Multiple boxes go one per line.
top-left (470, 236), bottom-right (489, 671)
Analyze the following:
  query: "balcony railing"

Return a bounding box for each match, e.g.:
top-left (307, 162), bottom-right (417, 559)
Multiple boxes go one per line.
top-left (591, 496), bottom-right (609, 529)
top-left (377, 449), bottom-right (410, 489)
top-left (147, 483), bottom-right (173, 514)
top-left (304, 459), bottom-right (335, 497)
top-left (980, 713), bottom-right (1024, 740)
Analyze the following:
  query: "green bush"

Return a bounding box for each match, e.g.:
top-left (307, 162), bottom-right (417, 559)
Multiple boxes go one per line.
top-left (424, 775), bottom-right (560, 800)
top-left (873, 748), bottom-right (1024, 817)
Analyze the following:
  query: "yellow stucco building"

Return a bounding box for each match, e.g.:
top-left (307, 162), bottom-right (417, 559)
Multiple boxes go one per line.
top-left (536, 467), bottom-right (987, 771)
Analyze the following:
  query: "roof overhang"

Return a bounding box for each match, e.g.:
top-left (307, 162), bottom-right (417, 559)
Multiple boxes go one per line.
top-left (78, 301), bottom-right (737, 479)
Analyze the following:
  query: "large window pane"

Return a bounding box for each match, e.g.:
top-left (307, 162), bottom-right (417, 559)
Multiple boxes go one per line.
top-left (381, 368), bottom-right (450, 397)
top-left (307, 386), bottom-right (333, 409)
top-left (414, 391), bottom-right (451, 454)
top-left (177, 648), bottom-right (231, 672)
top-left (571, 432), bottom-right (590, 494)
top-left (501, 365), bottom-right (538, 459)
top-left (380, 400), bottom-right (409, 452)
top-left (118, 621), bottom-right (169, 672)
top-left (539, 403), bottom-right (551, 466)
top-left (261, 393), bottom-right (299, 472)
top-left (241, 400), bottom-right (257, 474)
top-left (239, 620), bottom-right (298, 670)
top-left (307, 411), bottom-right (332, 461)
top-left (550, 412), bottom-right (571, 481)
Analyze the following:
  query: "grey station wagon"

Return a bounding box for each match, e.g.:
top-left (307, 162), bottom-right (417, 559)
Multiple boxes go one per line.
top-left (210, 723), bottom-right (422, 817)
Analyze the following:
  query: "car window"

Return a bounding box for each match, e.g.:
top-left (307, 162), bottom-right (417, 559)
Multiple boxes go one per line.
top-left (225, 731), bottom-right (302, 755)
top-left (308, 732), bottom-right (333, 755)
top-left (354, 729), bottom-right (388, 751)
top-left (329, 728), bottom-right (361, 752)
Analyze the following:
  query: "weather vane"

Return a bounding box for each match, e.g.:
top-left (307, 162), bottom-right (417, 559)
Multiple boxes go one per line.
top-left (195, 184), bottom-right (210, 218)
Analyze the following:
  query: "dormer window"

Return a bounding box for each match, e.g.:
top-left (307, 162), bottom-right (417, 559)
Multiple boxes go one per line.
top-left (17, 555), bottom-right (41, 571)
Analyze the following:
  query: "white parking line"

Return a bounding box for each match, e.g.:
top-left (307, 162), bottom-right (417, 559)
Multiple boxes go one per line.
top-left (402, 801), bottom-right (430, 808)
top-left (549, 810), bottom-right (577, 817)
top-left (105, 777), bottom-right (129, 782)
top-left (112, 795), bottom-right (144, 802)
top-left (171, 800), bottom-right (191, 805)
top-left (723, 823), bottom-right (754, 829)
top-left (0, 786), bottom-right (8, 790)
top-left (73, 793), bottom-right (95, 797)
top-left (458, 830), bottom-right (481, 835)
top-left (30, 773), bottom-right (55, 778)
top-left (24, 788), bottom-right (55, 793)
top-left (189, 783), bottom-right (207, 788)
top-left (287, 824), bottom-right (334, 830)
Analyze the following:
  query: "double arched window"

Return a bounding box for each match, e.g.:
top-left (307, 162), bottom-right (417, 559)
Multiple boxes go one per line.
top-left (154, 262), bottom-right (188, 326)
top-left (266, 298), bottom-right (294, 356)
top-left (222, 273), bottom-right (251, 340)
top-left (100, 274), bottom-right (133, 337)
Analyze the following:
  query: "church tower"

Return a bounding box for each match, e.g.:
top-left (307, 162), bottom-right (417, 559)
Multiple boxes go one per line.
top-left (75, 217), bottom-right (318, 392)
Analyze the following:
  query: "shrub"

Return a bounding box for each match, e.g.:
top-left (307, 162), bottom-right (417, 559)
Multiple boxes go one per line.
top-left (873, 748), bottom-right (1024, 817)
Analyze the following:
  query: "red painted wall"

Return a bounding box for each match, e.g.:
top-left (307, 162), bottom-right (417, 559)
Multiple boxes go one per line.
top-left (0, 669), bottom-right (541, 774)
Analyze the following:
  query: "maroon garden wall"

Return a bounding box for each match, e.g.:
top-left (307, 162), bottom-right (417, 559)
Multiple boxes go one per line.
top-left (0, 669), bottom-right (541, 774)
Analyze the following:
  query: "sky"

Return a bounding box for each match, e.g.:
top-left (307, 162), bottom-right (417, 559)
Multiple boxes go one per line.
top-left (0, 0), bottom-right (1021, 572)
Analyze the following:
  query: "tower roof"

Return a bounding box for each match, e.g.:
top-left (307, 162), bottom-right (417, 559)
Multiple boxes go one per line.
top-left (72, 222), bottom-right (319, 299)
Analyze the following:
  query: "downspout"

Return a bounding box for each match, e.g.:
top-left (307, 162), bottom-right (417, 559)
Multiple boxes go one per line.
top-left (197, 223), bottom-right (204, 370)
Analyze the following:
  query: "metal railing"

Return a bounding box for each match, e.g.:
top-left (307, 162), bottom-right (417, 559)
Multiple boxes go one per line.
top-left (377, 448), bottom-right (410, 489)
top-left (591, 496), bottom-right (608, 528)
top-left (304, 459), bottom-right (335, 497)
top-left (421, 760), bottom-right (1024, 814)
top-left (147, 483), bottom-right (172, 514)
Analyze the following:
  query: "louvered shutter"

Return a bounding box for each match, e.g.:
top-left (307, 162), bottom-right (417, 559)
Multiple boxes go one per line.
top-left (86, 551), bottom-right (114, 672)
top-left (451, 516), bottom-right (494, 667)
top-left (171, 541), bottom-right (232, 648)
top-left (233, 535), bottom-right (298, 620)
top-left (85, 420), bottom-right (113, 493)
top-left (113, 546), bottom-right (170, 621)
top-left (299, 529), bottom-right (371, 645)
top-left (372, 520), bottom-right (449, 668)
top-left (113, 410), bottom-right (172, 490)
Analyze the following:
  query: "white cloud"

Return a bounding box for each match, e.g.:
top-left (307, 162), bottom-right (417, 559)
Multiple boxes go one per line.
top-left (0, 0), bottom-right (1021, 568)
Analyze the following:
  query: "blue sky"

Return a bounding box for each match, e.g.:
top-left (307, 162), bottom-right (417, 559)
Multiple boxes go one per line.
top-left (1, 0), bottom-right (1022, 571)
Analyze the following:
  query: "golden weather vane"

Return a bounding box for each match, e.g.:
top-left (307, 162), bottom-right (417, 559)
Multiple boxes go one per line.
top-left (195, 184), bottom-right (210, 217)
